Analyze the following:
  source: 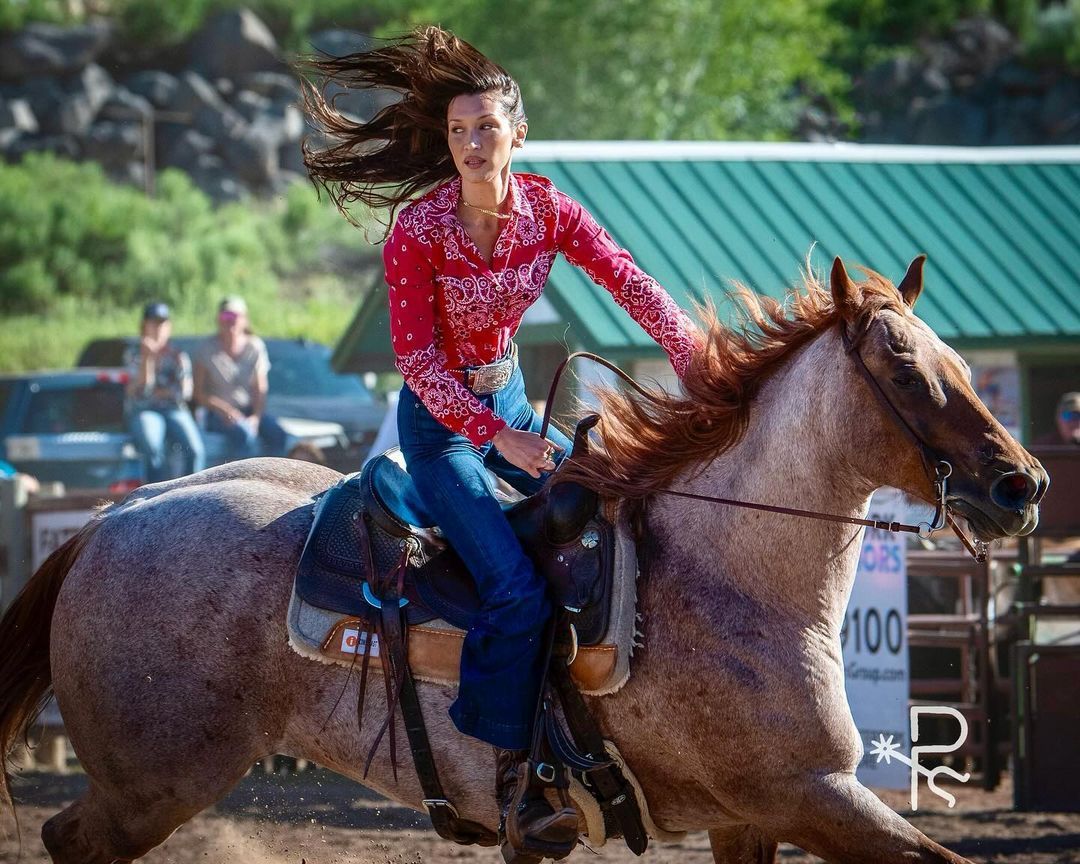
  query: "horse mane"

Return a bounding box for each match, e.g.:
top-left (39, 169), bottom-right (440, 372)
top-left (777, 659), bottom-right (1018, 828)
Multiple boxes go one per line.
top-left (556, 263), bottom-right (908, 500)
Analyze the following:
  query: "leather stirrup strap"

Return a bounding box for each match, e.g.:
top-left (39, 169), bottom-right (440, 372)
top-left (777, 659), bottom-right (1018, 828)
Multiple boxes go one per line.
top-left (549, 621), bottom-right (649, 856)
top-left (379, 581), bottom-right (497, 847)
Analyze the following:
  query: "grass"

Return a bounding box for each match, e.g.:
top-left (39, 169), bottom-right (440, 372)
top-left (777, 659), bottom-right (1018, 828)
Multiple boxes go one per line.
top-left (0, 269), bottom-right (381, 372)
top-left (0, 156), bottom-right (387, 373)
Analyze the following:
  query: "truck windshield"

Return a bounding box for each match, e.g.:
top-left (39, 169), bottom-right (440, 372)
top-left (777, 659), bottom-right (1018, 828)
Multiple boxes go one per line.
top-left (267, 346), bottom-right (373, 401)
top-left (23, 383), bottom-right (127, 434)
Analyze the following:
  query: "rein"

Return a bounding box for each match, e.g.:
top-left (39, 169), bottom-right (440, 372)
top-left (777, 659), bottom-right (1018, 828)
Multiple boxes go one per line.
top-left (538, 337), bottom-right (987, 562)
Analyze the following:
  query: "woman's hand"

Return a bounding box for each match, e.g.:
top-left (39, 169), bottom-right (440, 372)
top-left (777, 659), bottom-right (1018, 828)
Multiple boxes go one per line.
top-left (492, 428), bottom-right (564, 479)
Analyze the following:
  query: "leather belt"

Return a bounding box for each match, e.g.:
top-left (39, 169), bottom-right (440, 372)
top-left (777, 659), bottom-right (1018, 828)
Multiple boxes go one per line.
top-left (451, 342), bottom-right (518, 395)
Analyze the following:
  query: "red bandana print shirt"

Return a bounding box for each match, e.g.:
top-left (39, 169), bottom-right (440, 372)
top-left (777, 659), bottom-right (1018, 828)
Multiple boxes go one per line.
top-left (384, 172), bottom-right (699, 446)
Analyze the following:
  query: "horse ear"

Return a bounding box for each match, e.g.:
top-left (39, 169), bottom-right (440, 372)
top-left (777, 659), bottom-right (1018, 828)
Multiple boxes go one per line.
top-left (830, 256), bottom-right (861, 321)
top-left (898, 254), bottom-right (926, 308)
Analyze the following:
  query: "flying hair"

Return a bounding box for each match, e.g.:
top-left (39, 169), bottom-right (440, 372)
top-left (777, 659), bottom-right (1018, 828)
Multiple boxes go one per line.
top-left (299, 26), bottom-right (526, 228)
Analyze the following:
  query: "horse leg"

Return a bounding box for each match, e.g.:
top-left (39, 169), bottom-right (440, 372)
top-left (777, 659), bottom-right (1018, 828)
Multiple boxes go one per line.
top-left (39, 754), bottom-right (255, 864)
top-left (40, 751), bottom-right (257, 864)
top-left (708, 826), bottom-right (778, 863)
top-left (777, 772), bottom-right (973, 864)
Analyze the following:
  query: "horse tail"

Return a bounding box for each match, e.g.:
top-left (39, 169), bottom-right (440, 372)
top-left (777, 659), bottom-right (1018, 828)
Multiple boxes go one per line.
top-left (0, 519), bottom-right (102, 815)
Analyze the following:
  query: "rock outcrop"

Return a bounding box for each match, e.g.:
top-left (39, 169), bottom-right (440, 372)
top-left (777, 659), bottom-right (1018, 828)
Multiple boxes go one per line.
top-left (0, 10), bottom-right (384, 202)
top-left (1, 10), bottom-right (1076, 203)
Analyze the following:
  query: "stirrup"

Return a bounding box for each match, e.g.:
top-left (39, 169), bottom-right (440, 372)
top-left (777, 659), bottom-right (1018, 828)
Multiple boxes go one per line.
top-left (502, 759), bottom-right (579, 863)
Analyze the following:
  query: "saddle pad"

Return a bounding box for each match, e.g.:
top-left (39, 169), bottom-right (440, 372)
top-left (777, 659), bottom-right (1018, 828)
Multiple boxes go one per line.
top-left (293, 473), bottom-right (436, 624)
top-left (287, 497), bottom-right (641, 696)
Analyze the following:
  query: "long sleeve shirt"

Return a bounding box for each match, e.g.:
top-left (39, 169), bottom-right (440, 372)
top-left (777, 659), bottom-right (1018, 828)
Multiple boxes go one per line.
top-left (384, 172), bottom-right (699, 447)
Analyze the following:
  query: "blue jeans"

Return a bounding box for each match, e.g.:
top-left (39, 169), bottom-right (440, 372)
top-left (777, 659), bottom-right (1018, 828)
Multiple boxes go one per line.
top-left (206, 411), bottom-right (287, 460)
top-left (128, 404), bottom-right (206, 482)
top-left (397, 366), bottom-right (573, 749)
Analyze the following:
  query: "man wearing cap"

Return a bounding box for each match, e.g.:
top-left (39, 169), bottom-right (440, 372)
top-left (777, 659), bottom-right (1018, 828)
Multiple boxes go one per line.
top-left (126, 302), bottom-right (205, 482)
top-left (192, 297), bottom-right (286, 460)
top-left (1037, 391), bottom-right (1080, 445)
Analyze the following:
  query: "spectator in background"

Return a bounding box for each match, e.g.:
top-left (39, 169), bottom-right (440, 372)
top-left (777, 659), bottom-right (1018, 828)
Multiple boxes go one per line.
top-left (0, 459), bottom-right (40, 494)
top-left (1035, 391), bottom-right (1080, 445)
top-left (193, 297), bottom-right (286, 460)
top-left (1053, 392), bottom-right (1080, 445)
top-left (126, 302), bottom-right (205, 482)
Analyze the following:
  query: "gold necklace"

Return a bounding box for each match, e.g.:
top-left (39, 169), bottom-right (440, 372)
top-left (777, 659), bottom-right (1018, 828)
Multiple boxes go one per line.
top-left (462, 200), bottom-right (511, 220)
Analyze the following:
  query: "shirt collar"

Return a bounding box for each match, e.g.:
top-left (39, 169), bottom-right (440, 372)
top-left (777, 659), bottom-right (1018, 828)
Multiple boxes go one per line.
top-left (440, 174), bottom-right (534, 223)
top-left (508, 173), bottom-right (535, 224)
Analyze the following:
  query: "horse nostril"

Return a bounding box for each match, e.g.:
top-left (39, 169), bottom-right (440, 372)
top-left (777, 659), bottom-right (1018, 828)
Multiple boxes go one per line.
top-left (991, 472), bottom-right (1037, 510)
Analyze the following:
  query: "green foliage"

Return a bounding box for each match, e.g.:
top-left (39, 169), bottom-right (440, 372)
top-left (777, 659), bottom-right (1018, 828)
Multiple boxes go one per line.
top-left (0, 0), bottom-right (72, 31)
top-left (2, 0), bottom-right (848, 139)
top-left (1023, 1), bottom-right (1080, 67)
top-left (111, 0), bottom-right (215, 50)
top-left (69, 0), bottom-right (401, 51)
top-left (0, 154), bottom-right (380, 371)
top-left (825, 0), bottom-right (1080, 68)
top-left (828, 0), bottom-right (991, 67)
top-left (379, 0), bottom-right (847, 140)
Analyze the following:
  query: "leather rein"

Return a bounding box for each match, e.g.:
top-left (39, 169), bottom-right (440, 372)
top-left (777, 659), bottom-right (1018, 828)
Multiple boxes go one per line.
top-left (538, 328), bottom-right (988, 563)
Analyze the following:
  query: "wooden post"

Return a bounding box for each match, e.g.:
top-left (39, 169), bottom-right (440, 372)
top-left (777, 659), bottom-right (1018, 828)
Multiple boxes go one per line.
top-left (0, 475), bottom-right (31, 614)
top-left (47, 729), bottom-right (68, 774)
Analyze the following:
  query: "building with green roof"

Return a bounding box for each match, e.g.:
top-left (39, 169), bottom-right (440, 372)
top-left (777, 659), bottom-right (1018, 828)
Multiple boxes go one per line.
top-left (333, 142), bottom-right (1080, 442)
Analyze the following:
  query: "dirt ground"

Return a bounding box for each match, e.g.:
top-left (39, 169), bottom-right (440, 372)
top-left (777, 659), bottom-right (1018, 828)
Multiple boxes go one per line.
top-left (4, 766), bottom-right (1079, 864)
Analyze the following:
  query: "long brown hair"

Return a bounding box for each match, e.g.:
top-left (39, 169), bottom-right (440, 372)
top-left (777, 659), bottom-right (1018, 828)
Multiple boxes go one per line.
top-left (300, 26), bottom-right (526, 223)
top-left (556, 266), bottom-right (908, 500)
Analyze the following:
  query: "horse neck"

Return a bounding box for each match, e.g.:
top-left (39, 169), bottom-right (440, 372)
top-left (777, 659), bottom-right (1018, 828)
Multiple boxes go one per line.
top-left (650, 328), bottom-right (879, 634)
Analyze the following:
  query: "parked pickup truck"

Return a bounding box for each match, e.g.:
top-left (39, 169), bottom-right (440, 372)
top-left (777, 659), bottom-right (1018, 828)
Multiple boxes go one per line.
top-left (0, 369), bottom-right (142, 494)
top-left (78, 336), bottom-right (385, 471)
top-left (0, 368), bottom-right (350, 493)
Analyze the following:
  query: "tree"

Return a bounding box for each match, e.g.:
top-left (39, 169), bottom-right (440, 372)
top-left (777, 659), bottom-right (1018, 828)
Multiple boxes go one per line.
top-left (383, 0), bottom-right (846, 139)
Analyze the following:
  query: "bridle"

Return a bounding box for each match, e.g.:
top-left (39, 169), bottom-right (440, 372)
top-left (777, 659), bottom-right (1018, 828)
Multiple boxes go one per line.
top-left (839, 324), bottom-right (985, 561)
top-left (538, 328), bottom-right (988, 562)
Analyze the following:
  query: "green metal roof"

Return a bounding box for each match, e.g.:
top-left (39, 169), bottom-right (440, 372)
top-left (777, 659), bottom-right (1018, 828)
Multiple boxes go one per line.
top-left (334, 143), bottom-right (1080, 372)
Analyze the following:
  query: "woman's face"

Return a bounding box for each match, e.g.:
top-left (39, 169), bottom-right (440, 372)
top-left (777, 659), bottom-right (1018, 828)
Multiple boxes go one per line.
top-left (447, 91), bottom-right (526, 185)
top-left (217, 310), bottom-right (247, 340)
top-left (143, 318), bottom-right (170, 344)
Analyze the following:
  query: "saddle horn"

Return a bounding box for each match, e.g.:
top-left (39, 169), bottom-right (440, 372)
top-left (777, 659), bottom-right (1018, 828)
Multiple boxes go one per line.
top-left (571, 413), bottom-right (600, 459)
top-left (545, 415), bottom-right (601, 546)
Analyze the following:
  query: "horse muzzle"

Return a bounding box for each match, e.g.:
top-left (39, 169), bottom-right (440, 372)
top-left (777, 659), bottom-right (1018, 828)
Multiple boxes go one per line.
top-left (948, 462), bottom-right (1048, 540)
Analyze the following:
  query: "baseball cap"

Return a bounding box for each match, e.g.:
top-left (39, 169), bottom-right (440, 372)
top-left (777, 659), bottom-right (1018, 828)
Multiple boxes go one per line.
top-left (218, 296), bottom-right (248, 316)
top-left (1058, 392), bottom-right (1080, 414)
top-left (142, 301), bottom-right (170, 321)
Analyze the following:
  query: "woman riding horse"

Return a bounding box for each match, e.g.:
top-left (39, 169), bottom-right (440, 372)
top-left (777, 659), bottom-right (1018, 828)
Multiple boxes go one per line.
top-left (302, 25), bottom-right (701, 857)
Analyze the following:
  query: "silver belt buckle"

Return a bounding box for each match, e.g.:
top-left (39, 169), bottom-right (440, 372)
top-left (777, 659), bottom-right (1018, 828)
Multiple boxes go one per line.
top-left (471, 358), bottom-right (512, 395)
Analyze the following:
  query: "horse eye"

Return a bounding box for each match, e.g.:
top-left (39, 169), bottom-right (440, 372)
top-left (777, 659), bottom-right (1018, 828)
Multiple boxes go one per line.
top-left (892, 373), bottom-right (919, 390)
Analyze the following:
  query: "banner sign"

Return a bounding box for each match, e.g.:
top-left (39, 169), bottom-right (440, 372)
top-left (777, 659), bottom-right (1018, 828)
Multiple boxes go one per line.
top-left (31, 508), bottom-right (96, 572)
top-left (843, 487), bottom-right (909, 789)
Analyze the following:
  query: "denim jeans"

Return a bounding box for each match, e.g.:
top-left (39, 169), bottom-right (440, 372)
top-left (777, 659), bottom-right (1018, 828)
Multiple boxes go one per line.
top-left (205, 411), bottom-right (287, 460)
top-left (128, 404), bottom-right (206, 482)
top-left (397, 366), bottom-right (573, 749)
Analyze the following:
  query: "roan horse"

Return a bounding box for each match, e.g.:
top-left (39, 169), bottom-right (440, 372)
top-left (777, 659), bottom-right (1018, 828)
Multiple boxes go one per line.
top-left (0, 257), bottom-right (1046, 863)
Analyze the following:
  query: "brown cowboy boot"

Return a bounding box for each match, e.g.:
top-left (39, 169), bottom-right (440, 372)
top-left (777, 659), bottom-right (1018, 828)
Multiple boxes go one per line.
top-left (495, 749), bottom-right (579, 864)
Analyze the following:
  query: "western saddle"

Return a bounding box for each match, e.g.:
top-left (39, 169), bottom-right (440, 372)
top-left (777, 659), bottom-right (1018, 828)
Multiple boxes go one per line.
top-left (294, 415), bottom-right (649, 857)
